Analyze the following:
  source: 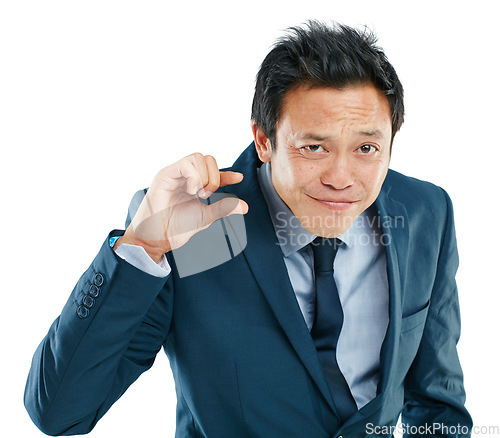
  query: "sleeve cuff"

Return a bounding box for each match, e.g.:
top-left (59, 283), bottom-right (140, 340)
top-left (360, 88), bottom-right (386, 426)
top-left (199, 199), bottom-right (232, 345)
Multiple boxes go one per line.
top-left (111, 238), bottom-right (171, 278)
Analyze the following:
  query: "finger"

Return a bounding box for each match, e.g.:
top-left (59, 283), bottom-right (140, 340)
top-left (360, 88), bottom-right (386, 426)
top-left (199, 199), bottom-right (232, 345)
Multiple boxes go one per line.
top-left (173, 153), bottom-right (207, 195)
top-left (207, 197), bottom-right (249, 224)
top-left (179, 162), bottom-right (201, 195)
top-left (190, 152), bottom-right (210, 193)
top-left (219, 171), bottom-right (244, 188)
top-left (198, 155), bottom-right (220, 199)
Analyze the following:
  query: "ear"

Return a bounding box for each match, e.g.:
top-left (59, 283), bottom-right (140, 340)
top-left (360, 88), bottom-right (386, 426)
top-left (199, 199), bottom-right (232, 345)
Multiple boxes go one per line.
top-left (252, 123), bottom-right (272, 163)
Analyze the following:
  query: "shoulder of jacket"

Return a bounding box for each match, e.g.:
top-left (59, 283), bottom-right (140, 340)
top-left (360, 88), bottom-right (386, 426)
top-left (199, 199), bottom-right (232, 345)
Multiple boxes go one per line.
top-left (383, 169), bottom-right (449, 206)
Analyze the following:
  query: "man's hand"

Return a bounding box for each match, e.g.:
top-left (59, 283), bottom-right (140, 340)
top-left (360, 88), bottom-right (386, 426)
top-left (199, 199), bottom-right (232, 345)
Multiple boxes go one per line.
top-left (114, 153), bottom-right (249, 262)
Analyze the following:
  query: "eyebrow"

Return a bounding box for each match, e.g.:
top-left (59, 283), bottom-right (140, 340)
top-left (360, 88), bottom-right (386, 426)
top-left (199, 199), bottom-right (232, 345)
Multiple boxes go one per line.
top-left (358, 129), bottom-right (385, 138)
top-left (297, 129), bottom-right (385, 142)
top-left (298, 133), bottom-right (332, 142)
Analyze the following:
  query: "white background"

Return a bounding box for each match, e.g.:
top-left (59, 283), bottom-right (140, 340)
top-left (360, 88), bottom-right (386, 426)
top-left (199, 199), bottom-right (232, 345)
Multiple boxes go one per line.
top-left (1, 1), bottom-right (498, 436)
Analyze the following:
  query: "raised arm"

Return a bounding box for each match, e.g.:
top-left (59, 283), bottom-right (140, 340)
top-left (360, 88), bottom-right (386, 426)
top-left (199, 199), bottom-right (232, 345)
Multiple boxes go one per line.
top-left (24, 153), bottom-right (248, 435)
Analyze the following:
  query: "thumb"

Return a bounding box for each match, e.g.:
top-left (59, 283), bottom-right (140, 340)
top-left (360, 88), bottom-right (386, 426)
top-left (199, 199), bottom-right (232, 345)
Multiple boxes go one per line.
top-left (207, 195), bottom-right (248, 223)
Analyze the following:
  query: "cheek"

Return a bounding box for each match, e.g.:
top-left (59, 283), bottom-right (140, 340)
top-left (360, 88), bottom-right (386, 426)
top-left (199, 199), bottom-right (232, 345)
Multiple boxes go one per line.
top-left (277, 161), bottom-right (310, 191)
top-left (292, 164), bottom-right (320, 194)
top-left (363, 162), bottom-right (389, 195)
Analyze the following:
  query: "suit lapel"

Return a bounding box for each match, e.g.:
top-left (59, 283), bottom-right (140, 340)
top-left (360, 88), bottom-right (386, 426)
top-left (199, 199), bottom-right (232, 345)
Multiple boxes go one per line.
top-left (228, 145), bottom-right (339, 415)
top-left (374, 183), bottom-right (408, 393)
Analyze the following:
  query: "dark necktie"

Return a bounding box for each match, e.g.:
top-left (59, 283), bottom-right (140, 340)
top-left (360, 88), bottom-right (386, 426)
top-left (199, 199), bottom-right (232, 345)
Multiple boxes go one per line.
top-left (310, 237), bottom-right (358, 424)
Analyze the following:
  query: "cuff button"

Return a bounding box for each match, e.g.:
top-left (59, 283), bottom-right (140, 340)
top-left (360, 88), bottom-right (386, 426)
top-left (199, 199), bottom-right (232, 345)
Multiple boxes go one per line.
top-left (82, 295), bottom-right (95, 308)
top-left (93, 273), bottom-right (104, 287)
top-left (89, 284), bottom-right (100, 298)
top-left (77, 305), bottom-right (89, 319)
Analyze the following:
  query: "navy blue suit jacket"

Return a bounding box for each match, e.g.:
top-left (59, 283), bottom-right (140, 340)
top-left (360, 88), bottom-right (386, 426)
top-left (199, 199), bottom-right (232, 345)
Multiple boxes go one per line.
top-left (25, 143), bottom-right (472, 437)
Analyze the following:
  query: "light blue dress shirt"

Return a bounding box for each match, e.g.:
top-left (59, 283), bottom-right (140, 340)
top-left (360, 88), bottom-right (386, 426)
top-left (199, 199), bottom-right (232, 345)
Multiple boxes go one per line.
top-left (114, 161), bottom-right (389, 409)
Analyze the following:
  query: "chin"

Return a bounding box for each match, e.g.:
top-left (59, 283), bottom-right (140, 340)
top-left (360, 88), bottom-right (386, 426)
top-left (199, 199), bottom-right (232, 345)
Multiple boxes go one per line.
top-left (317, 210), bottom-right (361, 237)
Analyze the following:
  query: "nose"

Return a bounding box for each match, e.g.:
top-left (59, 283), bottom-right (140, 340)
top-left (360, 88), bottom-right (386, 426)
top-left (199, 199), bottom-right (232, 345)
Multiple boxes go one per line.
top-left (320, 155), bottom-right (354, 190)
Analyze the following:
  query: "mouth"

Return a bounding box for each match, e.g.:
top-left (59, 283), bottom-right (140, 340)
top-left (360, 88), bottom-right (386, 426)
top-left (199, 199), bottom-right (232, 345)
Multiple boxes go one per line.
top-left (306, 194), bottom-right (359, 211)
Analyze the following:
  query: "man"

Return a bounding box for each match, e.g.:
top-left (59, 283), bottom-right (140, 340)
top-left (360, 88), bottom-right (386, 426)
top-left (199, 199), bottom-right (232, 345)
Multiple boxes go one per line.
top-left (25, 21), bottom-right (472, 437)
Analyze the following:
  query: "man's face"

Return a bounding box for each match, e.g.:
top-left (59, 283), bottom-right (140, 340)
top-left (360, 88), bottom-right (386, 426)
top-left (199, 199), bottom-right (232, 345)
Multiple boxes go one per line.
top-left (254, 83), bottom-right (392, 238)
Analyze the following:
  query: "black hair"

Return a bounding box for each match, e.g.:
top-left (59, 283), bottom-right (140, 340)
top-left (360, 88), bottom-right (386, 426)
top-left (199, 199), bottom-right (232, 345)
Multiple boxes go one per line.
top-left (251, 20), bottom-right (404, 148)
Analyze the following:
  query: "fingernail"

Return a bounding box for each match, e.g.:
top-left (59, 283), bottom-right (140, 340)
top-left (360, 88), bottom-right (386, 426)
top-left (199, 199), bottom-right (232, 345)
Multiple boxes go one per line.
top-left (198, 189), bottom-right (212, 199)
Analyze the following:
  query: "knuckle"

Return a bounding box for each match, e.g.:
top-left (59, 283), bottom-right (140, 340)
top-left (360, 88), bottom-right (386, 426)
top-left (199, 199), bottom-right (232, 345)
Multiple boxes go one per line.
top-left (190, 152), bottom-right (204, 161)
top-left (157, 164), bottom-right (171, 176)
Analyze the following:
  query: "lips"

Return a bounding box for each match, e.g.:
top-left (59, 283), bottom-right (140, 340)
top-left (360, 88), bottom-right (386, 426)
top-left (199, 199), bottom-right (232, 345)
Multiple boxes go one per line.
top-left (306, 194), bottom-right (359, 211)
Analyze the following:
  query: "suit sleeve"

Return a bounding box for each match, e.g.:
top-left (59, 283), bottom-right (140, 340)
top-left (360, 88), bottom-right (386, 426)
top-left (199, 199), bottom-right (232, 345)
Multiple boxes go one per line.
top-left (402, 189), bottom-right (473, 437)
top-left (24, 196), bottom-right (174, 436)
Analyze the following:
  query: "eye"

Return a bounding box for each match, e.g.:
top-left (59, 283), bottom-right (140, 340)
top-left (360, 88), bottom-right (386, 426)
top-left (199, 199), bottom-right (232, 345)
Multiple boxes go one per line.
top-left (358, 144), bottom-right (377, 154)
top-left (302, 145), bottom-right (325, 153)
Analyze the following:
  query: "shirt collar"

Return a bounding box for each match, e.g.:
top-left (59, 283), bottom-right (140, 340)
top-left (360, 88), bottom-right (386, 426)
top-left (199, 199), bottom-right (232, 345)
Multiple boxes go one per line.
top-left (257, 162), bottom-right (366, 257)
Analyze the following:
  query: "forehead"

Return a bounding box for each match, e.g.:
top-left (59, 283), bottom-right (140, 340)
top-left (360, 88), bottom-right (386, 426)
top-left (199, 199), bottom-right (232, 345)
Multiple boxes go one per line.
top-left (278, 84), bottom-right (392, 137)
